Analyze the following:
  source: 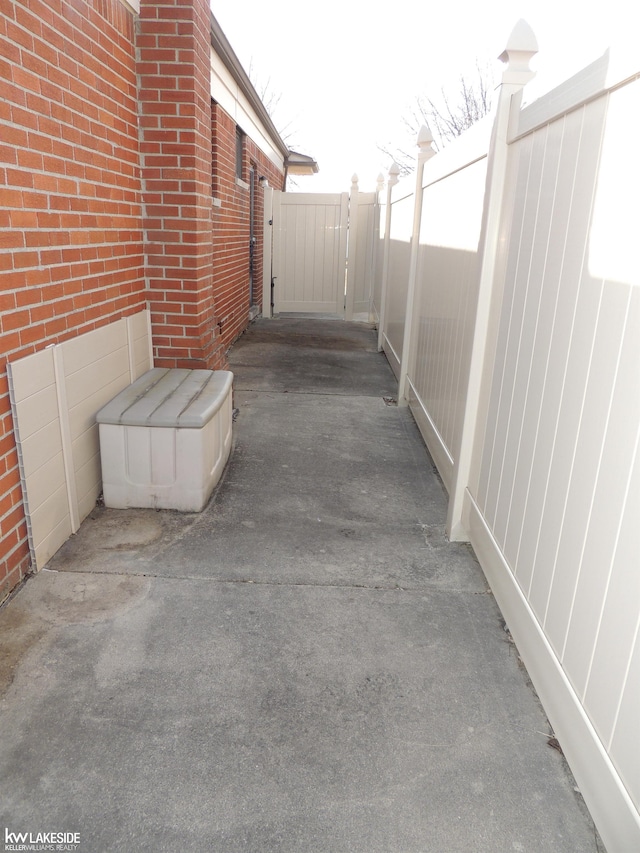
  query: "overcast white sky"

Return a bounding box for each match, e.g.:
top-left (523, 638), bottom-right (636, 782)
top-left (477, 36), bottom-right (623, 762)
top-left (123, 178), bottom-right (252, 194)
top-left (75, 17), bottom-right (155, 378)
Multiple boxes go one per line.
top-left (212, 1), bottom-right (638, 192)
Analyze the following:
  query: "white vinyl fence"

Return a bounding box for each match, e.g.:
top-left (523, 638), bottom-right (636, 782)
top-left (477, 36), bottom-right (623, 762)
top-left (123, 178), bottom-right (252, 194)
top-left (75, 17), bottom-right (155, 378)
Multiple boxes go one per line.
top-left (378, 22), bottom-right (640, 853)
top-left (265, 178), bottom-right (380, 320)
top-left (377, 183), bottom-right (413, 376)
top-left (269, 191), bottom-right (349, 315)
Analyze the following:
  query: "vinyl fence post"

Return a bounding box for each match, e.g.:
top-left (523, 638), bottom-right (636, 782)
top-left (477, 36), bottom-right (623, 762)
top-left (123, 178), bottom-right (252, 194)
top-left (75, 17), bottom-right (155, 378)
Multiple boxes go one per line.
top-left (345, 174), bottom-right (359, 320)
top-left (377, 163), bottom-right (400, 352)
top-left (398, 125), bottom-right (436, 407)
top-left (369, 173), bottom-right (385, 325)
top-left (446, 20), bottom-right (538, 539)
top-left (262, 185), bottom-right (274, 318)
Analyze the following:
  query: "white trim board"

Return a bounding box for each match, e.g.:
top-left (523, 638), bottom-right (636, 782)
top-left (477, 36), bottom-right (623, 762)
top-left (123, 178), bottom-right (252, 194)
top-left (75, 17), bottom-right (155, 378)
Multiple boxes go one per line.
top-left (407, 378), bottom-right (454, 494)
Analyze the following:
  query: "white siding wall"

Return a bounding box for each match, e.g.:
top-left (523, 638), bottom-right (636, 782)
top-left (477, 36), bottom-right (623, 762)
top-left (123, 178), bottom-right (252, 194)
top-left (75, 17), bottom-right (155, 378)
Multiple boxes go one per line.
top-left (209, 50), bottom-right (285, 174)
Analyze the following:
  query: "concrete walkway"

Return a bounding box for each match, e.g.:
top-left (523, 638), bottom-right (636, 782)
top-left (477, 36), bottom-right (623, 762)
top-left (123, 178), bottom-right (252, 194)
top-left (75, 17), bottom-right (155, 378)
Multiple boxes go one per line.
top-left (0, 319), bottom-right (601, 852)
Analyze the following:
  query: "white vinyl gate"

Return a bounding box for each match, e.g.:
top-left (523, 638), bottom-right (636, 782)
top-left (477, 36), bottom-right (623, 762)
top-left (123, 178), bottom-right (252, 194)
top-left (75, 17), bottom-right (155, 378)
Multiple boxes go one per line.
top-left (265, 183), bottom-right (379, 320)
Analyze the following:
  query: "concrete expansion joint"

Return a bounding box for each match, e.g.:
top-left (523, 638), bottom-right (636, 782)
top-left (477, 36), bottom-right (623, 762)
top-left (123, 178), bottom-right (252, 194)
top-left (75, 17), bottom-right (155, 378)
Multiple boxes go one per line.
top-left (234, 387), bottom-right (395, 400)
top-left (56, 568), bottom-right (415, 592)
top-left (47, 567), bottom-right (496, 596)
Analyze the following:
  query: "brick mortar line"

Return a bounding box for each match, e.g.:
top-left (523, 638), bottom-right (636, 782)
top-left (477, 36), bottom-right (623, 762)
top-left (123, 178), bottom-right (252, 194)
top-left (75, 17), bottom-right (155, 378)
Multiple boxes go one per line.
top-left (2, 123), bottom-right (140, 149)
top-left (6, 93), bottom-right (139, 129)
top-left (6, 24), bottom-right (138, 94)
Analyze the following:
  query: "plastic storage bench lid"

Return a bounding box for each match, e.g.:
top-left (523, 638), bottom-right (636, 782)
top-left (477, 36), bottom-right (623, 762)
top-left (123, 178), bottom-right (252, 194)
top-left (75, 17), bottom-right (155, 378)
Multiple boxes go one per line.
top-left (95, 368), bottom-right (233, 429)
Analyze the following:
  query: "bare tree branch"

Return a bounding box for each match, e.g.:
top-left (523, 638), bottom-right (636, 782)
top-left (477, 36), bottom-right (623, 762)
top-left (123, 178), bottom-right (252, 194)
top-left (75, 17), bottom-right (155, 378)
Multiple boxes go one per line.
top-left (379, 61), bottom-right (495, 175)
top-left (247, 59), bottom-right (297, 147)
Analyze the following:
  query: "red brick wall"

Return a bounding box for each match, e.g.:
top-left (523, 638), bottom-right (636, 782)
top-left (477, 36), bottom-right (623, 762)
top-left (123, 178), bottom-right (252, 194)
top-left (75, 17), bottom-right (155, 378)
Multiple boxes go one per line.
top-left (0, 0), bottom-right (288, 599)
top-left (0, 0), bottom-right (144, 600)
top-left (211, 101), bottom-right (284, 352)
top-left (138, 0), bottom-right (225, 370)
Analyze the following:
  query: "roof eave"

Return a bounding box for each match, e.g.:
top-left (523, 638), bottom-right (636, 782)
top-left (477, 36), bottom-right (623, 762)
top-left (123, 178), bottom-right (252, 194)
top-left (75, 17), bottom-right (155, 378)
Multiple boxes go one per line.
top-left (286, 150), bottom-right (320, 175)
top-left (210, 12), bottom-right (289, 162)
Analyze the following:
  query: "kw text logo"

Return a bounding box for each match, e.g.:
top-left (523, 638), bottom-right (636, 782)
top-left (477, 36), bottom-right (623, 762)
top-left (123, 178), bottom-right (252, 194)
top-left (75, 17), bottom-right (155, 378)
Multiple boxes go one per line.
top-left (4, 829), bottom-right (80, 851)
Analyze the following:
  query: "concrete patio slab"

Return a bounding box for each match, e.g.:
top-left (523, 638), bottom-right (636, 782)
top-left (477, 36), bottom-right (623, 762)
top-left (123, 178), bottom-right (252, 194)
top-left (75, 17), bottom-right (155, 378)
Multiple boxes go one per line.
top-left (0, 319), bottom-right (602, 852)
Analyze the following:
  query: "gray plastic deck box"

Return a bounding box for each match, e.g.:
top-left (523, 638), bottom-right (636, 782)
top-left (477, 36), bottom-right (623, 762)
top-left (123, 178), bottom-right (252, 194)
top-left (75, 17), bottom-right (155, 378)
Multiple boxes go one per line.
top-left (96, 368), bottom-right (233, 511)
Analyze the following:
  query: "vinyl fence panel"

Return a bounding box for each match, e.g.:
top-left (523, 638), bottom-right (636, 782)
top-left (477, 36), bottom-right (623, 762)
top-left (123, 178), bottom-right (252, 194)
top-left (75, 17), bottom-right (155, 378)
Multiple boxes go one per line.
top-left (377, 31), bottom-right (640, 850)
top-left (462, 53), bottom-right (640, 851)
top-left (381, 188), bottom-right (414, 376)
top-left (407, 125), bottom-right (489, 490)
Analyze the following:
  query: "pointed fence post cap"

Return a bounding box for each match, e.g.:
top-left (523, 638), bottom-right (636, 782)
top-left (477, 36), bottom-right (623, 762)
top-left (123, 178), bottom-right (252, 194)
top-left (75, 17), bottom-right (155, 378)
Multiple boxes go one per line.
top-left (417, 125), bottom-right (434, 148)
top-left (499, 19), bottom-right (538, 83)
top-left (376, 173), bottom-right (385, 193)
top-left (417, 124), bottom-right (436, 161)
top-left (388, 162), bottom-right (400, 186)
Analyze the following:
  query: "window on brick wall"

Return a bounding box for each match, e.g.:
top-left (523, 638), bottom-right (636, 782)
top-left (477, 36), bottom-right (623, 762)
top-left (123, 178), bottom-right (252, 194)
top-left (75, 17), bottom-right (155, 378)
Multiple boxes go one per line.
top-left (235, 127), bottom-right (245, 181)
